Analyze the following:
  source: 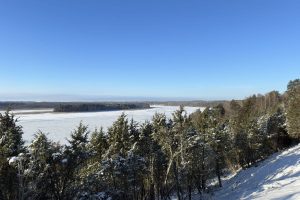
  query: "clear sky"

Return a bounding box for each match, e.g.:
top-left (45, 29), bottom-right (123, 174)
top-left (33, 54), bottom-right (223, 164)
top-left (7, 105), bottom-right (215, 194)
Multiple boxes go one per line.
top-left (0, 0), bottom-right (299, 101)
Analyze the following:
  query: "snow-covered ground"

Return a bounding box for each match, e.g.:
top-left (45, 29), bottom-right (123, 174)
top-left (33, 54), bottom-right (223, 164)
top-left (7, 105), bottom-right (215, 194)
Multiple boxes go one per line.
top-left (6, 105), bottom-right (202, 144)
top-left (212, 144), bottom-right (300, 200)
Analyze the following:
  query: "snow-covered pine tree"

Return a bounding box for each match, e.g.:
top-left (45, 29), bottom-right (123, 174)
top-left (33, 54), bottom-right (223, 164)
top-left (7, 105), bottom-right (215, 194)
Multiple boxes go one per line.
top-left (286, 79), bottom-right (300, 140)
top-left (0, 110), bottom-right (24, 200)
top-left (59, 122), bottom-right (90, 199)
top-left (25, 131), bottom-right (55, 199)
top-left (106, 113), bottom-right (130, 158)
top-left (138, 121), bottom-right (166, 200)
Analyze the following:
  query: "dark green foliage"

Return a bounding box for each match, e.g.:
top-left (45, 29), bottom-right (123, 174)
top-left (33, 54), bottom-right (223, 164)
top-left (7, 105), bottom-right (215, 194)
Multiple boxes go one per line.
top-left (107, 113), bottom-right (131, 157)
top-left (0, 110), bottom-right (24, 200)
top-left (89, 127), bottom-right (108, 160)
top-left (0, 111), bottom-right (24, 158)
top-left (24, 132), bottom-right (62, 199)
top-left (286, 79), bottom-right (300, 140)
top-left (54, 103), bottom-right (150, 112)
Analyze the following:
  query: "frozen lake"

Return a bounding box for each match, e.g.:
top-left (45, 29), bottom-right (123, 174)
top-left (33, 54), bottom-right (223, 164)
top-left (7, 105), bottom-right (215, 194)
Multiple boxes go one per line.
top-left (3, 105), bottom-right (203, 144)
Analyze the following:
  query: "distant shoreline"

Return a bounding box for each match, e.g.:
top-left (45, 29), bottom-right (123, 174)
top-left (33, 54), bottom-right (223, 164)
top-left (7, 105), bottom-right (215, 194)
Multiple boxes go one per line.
top-left (0, 102), bottom-right (149, 112)
top-left (0, 100), bottom-right (223, 111)
top-left (0, 105), bottom-right (157, 115)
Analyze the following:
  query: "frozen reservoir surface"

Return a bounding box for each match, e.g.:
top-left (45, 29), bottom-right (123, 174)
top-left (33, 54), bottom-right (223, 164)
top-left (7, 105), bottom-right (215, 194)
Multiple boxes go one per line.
top-left (3, 105), bottom-right (202, 144)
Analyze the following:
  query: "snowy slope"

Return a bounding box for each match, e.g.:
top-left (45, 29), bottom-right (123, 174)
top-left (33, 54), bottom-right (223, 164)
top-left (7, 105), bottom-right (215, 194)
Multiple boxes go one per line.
top-left (213, 144), bottom-right (300, 200)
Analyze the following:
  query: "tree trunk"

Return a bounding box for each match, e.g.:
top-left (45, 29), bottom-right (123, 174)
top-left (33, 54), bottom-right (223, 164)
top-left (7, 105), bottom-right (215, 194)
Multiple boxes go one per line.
top-left (216, 159), bottom-right (222, 187)
top-left (164, 156), bottom-right (173, 184)
top-left (201, 145), bottom-right (206, 190)
top-left (173, 161), bottom-right (181, 200)
top-left (188, 184), bottom-right (192, 200)
top-left (150, 183), bottom-right (155, 200)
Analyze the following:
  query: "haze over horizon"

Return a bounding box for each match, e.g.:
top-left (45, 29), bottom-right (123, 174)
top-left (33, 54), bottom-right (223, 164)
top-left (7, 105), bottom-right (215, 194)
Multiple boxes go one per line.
top-left (0, 91), bottom-right (292, 102)
top-left (1, 0), bottom-right (300, 100)
top-left (0, 93), bottom-right (208, 102)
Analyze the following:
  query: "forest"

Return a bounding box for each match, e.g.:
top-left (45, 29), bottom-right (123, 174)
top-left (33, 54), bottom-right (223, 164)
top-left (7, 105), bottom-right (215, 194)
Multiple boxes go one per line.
top-left (0, 79), bottom-right (300, 200)
top-left (53, 103), bottom-right (150, 113)
top-left (0, 102), bottom-right (150, 113)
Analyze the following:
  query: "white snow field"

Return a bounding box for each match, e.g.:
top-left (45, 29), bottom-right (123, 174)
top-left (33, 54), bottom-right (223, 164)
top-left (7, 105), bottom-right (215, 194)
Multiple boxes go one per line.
top-left (5, 105), bottom-right (202, 144)
top-left (212, 144), bottom-right (300, 200)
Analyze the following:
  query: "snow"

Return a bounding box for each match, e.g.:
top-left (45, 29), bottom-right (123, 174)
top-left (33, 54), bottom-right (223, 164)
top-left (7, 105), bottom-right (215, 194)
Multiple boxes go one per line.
top-left (52, 153), bottom-right (61, 159)
top-left (12, 105), bottom-right (203, 144)
top-left (213, 144), bottom-right (300, 200)
top-left (8, 156), bottom-right (19, 165)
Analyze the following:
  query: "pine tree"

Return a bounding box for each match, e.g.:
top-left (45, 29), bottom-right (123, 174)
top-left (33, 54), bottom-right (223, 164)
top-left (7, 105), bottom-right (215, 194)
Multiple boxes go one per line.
top-left (99, 114), bottom-right (143, 199)
top-left (0, 110), bottom-right (24, 157)
top-left (137, 122), bottom-right (166, 200)
top-left (129, 118), bottom-right (140, 144)
top-left (0, 110), bottom-right (24, 200)
top-left (192, 107), bottom-right (214, 191)
top-left (107, 113), bottom-right (130, 157)
top-left (67, 121), bottom-right (90, 161)
top-left (286, 79), bottom-right (300, 140)
top-left (53, 122), bottom-right (90, 199)
top-left (207, 105), bottom-right (229, 187)
top-left (266, 109), bottom-right (289, 150)
top-left (77, 127), bottom-right (108, 197)
top-left (152, 113), bottom-right (178, 190)
top-left (89, 127), bottom-right (108, 160)
top-left (25, 131), bottom-right (55, 199)
top-left (231, 95), bottom-right (259, 167)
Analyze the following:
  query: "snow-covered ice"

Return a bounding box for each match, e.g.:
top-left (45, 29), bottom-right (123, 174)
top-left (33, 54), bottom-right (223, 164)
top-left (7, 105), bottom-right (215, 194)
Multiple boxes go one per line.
top-left (213, 144), bottom-right (300, 200)
top-left (8, 105), bottom-right (202, 144)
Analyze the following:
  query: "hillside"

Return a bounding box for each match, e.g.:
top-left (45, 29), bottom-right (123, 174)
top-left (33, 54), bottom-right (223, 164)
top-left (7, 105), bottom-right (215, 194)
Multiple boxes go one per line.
top-left (212, 144), bottom-right (300, 200)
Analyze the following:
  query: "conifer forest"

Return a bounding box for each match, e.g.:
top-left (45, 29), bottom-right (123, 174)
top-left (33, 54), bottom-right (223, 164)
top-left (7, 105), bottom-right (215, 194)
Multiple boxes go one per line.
top-left (1, 79), bottom-right (300, 200)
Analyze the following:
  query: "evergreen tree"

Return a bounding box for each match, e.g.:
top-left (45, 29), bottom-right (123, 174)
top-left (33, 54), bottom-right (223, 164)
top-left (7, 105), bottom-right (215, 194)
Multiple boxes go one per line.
top-left (25, 131), bottom-right (55, 199)
top-left (77, 127), bottom-right (108, 198)
top-left (192, 107), bottom-right (214, 190)
top-left (138, 122), bottom-right (166, 200)
top-left (89, 127), bottom-right (108, 160)
top-left (207, 105), bottom-right (230, 187)
top-left (107, 113), bottom-right (130, 157)
top-left (231, 96), bottom-right (258, 167)
top-left (152, 113), bottom-right (178, 192)
top-left (0, 110), bottom-right (24, 200)
top-left (266, 109), bottom-right (289, 151)
top-left (286, 79), bottom-right (300, 140)
top-left (0, 110), bottom-right (24, 157)
top-left (50, 122), bottom-right (90, 199)
top-left (129, 118), bottom-right (140, 144)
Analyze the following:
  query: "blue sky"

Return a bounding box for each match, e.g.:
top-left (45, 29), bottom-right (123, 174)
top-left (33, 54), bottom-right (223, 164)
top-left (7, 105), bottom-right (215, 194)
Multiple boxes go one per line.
top-left (0, 0), bottom-right (299, 101)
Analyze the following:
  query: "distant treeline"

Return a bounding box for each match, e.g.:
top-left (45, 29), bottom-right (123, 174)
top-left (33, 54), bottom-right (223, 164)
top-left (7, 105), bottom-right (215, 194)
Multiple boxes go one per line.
top-left (0, 100), bottom-right (227, 111)
top-left (147, 100), bottom-right (228, 107)
top-left (0, 102), bottom-right (57, 110)
top-left (0, 100), bottom-right (225, 112)
top-left (0, 102), bottom-right (150, 111)
top-left (53, 103), bottom-right (150, 112)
